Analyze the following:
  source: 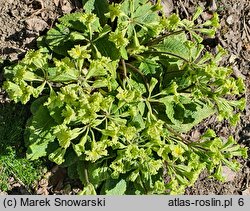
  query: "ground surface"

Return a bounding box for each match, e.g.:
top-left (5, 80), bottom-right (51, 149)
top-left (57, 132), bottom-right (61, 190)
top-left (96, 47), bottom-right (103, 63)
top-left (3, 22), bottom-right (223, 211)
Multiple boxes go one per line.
top-left (0, 0), bottom-right (250, 195)
top-left (180, 0), bottom-right (250, 195)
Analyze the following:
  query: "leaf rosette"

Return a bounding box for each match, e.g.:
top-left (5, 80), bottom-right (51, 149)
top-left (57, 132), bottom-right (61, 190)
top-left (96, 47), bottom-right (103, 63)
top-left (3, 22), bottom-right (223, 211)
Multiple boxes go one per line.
top-left (3, 0), bottom-right (247, 194)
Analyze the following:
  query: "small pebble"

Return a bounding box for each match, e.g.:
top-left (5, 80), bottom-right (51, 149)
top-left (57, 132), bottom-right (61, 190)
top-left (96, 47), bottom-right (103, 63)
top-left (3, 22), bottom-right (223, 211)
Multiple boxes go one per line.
top-left (0, 191), bottom-right (8, 195)
top-left (226, 15), bottom-right (234, 25)
top-left (229, 54), bottom-right (237, 63)
top-left (242, 187), bottom-right (250, 195)
top-left (25, 18), bottom-right (48, 32)
top-left (222, 166), bottom-right (237, 182)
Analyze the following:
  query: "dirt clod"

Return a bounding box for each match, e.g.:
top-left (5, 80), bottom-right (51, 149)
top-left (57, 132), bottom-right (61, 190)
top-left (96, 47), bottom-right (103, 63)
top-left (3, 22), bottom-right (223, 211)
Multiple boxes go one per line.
top-left (242, 187), bottom-right (250, 195)
top-left (25, 18), bottom-right (48, 32)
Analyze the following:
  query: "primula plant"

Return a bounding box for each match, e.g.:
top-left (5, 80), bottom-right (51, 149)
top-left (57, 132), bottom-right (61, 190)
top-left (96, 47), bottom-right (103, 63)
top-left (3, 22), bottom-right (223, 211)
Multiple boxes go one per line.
top-left (3, 0), bottom-right (247, 194)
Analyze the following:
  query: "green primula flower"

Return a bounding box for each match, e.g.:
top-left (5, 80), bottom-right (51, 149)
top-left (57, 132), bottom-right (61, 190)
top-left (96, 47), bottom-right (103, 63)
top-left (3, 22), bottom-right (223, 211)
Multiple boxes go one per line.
top-left (109, 30), bottom-right (129, 48)
top-left (85, 141), bottom-right (108, 162)
top-left (110, 166), bottom-right (123, 179)
top-left (54, 125), bottom-right (83, 149)
top-left (116, 87), bottom-right (141, 103)
top-left (68, 45), bottom-right (91, 60)
top-left (49, 148), bottom-right (66, 165)
top-left (146, 120), bottom-right (164, 140)
top-left (88, 92), bottom-right (104, 112)
top-left (106, 3), bottom-right (125, 22)
top-left (169, 144), bottom-right (185, 158)
top-left (3, 81), bottom-right (23, 103)
top-left (120, 126), bottom-right (137, 142)
top-left (62, 104), bottom-right (76, 124)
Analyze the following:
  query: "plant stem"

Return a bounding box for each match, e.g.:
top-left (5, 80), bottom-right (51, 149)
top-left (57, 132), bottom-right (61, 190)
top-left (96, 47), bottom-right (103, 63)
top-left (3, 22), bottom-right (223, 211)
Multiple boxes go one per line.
top-left (121, 59), bottom-right (127, 78)
top-left (146, 30), bottom-right (185, 46)
top-left (178, 83), bottom-right (195, 92)
top-left (139, 172), bottom-right (148, 194)
top-left (142, 51), bottom-right (190, 63)
top-left (83, 162), bottom-right (90, 185)
top-left (165, 124), bottom-right (190, 144)
top-left (121, 59), bottom-right (127, 88)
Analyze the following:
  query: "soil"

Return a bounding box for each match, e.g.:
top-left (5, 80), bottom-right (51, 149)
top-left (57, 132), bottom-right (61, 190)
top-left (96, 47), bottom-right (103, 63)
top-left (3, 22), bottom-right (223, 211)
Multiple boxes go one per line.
top-left (0, 0), bottom-right (250, 195)
top-left (0, 0), bottom-right (83, 61)
top-left (175, 0), bottom-right (250, 195)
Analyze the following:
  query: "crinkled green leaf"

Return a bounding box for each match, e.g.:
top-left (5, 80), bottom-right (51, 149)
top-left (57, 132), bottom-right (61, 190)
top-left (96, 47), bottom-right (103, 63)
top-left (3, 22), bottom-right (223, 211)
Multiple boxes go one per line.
top-left (54, 125), bottom-right (83, 149)
top-left (94, 34), bottom-right (120, 60)
top-left (26, 105), bottom-right (57, 160)
top-left (154, 33), bottom-right (190, 61)
top-left (104, 179), bottom-right (127, 195)
top-left (45, 24), bottom-right (72, 55)
top-left (79, 183), bottom-right (97, 195)
top-left (119, 0), bottom-right (161, 39)
top-left (138, 57), bottom-right (159, 75)
top-left (88, 163), bottom-right (110, 187)
top-left (160, 97), bottom-right (215, 132)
